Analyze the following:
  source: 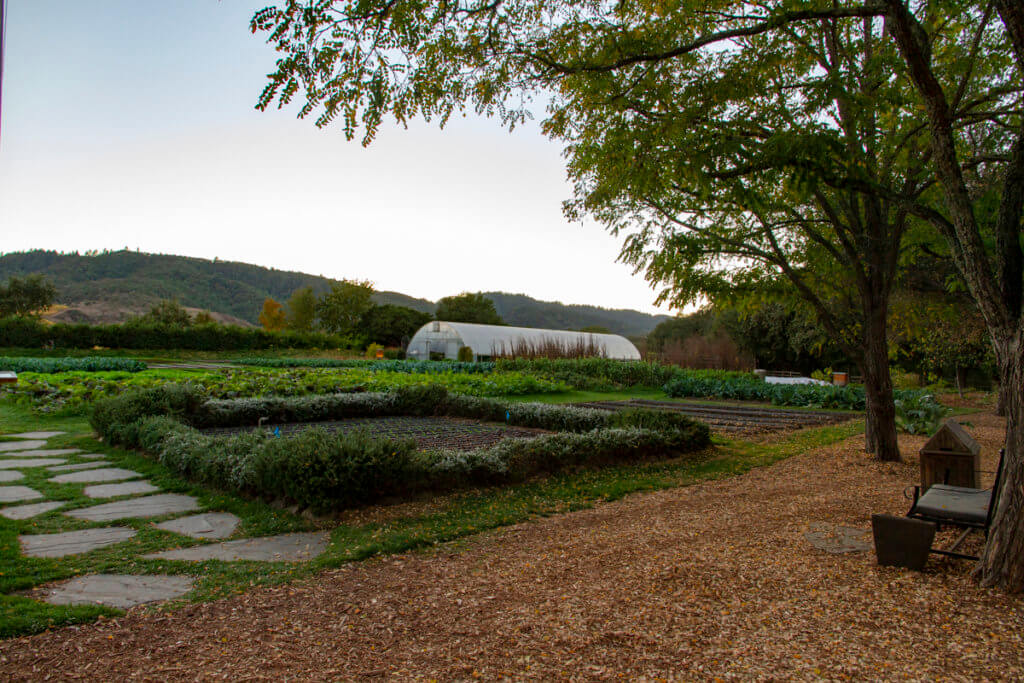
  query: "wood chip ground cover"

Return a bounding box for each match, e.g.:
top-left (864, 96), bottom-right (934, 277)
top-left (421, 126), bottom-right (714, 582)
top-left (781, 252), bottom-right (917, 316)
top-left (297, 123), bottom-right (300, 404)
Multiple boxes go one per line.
top-left (201, 416), bottom-right (547, 451)
top-left (1, 404), bottom-right (1020, 679)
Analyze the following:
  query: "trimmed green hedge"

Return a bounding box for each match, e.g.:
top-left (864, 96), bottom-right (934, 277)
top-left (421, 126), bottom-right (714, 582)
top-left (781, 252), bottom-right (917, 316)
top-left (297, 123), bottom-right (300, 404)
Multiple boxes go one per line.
top-left (91, 385), bottom-right (711, 512)
top-left (0, 356), bottom-right (147, 373)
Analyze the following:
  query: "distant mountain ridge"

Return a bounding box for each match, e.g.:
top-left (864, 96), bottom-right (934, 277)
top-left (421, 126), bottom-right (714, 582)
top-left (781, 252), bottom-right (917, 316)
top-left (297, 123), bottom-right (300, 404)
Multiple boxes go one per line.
top-left (0, 250), bottom-right (669, 336)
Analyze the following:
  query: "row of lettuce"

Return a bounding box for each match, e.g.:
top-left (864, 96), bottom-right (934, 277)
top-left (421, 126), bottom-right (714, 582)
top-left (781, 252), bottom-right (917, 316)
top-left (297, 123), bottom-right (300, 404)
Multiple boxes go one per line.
top-left (91, 385), bottom-right (712, 512)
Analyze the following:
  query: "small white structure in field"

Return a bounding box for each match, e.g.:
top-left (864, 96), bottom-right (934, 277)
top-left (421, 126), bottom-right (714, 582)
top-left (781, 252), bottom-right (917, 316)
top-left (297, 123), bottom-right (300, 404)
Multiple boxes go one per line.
top-left (765, 376), bottom-right (830, 386)
top-left (406, 321), bottom-right (641, 361)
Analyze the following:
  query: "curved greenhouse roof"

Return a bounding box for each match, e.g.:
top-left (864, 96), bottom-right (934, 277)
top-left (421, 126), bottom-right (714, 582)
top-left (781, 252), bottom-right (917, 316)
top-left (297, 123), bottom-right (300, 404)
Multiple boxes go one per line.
top-left (406, 321), bottom-right (641, 361)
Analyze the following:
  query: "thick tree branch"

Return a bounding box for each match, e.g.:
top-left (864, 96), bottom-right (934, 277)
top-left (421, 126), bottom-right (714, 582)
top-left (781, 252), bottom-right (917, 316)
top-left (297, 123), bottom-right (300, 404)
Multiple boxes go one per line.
top-left (524, 5), bottom-right (885, 75)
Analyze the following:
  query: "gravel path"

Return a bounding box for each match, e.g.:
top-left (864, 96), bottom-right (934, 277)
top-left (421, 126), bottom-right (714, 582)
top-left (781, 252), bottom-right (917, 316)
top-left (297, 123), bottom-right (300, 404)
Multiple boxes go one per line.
top-left (2, 409), bottom-right (1021, 680)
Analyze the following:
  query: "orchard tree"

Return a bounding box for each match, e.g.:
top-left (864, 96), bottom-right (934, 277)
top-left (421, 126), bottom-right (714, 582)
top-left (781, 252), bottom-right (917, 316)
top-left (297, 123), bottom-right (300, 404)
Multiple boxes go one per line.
top-left (0, 274), bottom-right (57, 318)
top-left (318, 279), bottom-right (375, 336)
top-left (435, 293), bottom-right (504, 325)
top-left (259, 297), bottom-right (288, 331)
top-left (251, 1), bottom-right (1024, 589)
top-left (286, 286), bottom-right (318, 332)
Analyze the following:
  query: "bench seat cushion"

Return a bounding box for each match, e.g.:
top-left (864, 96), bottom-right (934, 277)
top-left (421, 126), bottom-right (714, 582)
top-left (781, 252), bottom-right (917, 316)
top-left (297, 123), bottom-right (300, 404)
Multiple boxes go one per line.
top-left (912, 484), bottom-right (991, 525)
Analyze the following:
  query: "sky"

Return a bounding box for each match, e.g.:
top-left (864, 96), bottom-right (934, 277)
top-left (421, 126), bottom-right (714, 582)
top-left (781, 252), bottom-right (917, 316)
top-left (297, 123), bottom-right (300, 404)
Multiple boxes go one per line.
top-left (0, 0), bottom-right (675, 315)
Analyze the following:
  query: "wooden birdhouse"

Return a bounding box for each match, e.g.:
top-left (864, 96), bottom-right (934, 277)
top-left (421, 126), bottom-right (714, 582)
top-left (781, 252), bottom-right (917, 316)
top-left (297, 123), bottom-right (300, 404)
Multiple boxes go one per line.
top-left (919, 420), bottom-right (981, 491)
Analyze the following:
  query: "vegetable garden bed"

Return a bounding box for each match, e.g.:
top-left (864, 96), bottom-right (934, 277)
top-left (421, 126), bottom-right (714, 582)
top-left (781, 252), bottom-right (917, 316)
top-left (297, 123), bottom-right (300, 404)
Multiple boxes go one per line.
top-left (90, 385), bottom-right (712, 513)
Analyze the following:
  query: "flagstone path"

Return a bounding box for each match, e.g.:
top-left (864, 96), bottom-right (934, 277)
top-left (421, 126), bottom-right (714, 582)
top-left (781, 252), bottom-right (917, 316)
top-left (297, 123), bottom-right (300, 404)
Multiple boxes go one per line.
top-left (0, 501), bottom-right (64, 520)
top-left (84, 481), bottom-right (160, 498)
top-left (0, 459), bottom-right (67, 469)
top-left (1, 430), bottom-right (329, 610)
top-left (40, 575), bottom-right (196, 610)
top-left (0, 440), bottom-right (46, 452)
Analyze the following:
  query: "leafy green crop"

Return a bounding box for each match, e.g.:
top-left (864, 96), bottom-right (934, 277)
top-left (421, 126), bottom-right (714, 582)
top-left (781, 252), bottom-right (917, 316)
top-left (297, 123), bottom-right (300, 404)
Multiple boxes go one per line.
top-left (2, 367), bottom-right (567, 415)
top-left (663, 374), bottom-right (948, 432)
top-left (0, 356), bottom-right (146, 373)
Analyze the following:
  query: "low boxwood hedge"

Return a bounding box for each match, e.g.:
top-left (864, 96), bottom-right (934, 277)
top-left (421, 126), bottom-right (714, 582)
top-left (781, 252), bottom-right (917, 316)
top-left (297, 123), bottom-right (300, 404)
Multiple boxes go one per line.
top-left (91, 385), bottom-right (711, 512)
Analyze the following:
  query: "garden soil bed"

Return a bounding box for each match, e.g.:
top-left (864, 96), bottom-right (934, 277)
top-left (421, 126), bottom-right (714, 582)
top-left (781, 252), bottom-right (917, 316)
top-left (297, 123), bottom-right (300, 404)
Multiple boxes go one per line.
top-left (3, 404), bottom-right (1021, 680)
top-left (202, 416), bottom-right (548, 451)
top-left (574, 398), bottom-right (855, 434)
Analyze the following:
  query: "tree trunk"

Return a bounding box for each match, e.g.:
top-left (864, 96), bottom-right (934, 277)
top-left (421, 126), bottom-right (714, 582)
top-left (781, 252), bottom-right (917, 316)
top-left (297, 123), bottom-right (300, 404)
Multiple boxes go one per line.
top-left (995, 345), bottom-right (1014, 417)
top-left (861, 303), bottom-right (900, 461)
top-left (977, 334), bottom-right (1024, 591)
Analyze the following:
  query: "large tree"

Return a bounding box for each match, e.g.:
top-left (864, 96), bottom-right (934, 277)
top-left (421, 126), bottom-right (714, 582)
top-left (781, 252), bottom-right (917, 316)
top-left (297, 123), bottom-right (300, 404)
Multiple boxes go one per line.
top-left (286, 286), bottom-right (318, 332)
top-left (252, 1), bottom-right (1023, 588)
top-left (0, 274), bottom-right (56, 318)
top-left (435, 293), bottom-right (504, 325)
top-left (361, 304), bottom-right (432, 346)
top-left (317, 279), bottom-right (375, 336)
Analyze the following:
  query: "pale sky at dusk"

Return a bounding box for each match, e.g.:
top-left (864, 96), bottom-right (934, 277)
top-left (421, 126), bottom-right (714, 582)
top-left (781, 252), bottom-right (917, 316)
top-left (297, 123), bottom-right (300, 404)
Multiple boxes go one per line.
top-left (0, 0), bottom-right (675, 315)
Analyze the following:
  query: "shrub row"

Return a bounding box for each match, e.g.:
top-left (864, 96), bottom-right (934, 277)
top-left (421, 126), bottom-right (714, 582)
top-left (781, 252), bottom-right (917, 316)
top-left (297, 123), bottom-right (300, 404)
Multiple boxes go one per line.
top-left (0, 316), bottom-right (354, 351)
top-left (235, 357), bottom-right (496, 374)
top-left (0, 356), bottom-right (147, 373)
top-left (91, 385), bottom-right (711, 512)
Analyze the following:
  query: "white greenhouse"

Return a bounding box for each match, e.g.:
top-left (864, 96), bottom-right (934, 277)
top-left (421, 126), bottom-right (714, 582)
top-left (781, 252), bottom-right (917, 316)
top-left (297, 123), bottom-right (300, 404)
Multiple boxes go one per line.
top-left (405, 321), bottom-right (641, 361)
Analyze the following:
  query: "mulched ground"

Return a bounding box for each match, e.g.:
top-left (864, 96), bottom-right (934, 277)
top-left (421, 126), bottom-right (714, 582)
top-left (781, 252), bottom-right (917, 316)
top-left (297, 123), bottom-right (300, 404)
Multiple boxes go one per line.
top-left (574, 399), bottom-right (854, 434)
top-left (202, 416), bottom-right (547, 451)
top-left (2, 405), bottom-right (1021, 680)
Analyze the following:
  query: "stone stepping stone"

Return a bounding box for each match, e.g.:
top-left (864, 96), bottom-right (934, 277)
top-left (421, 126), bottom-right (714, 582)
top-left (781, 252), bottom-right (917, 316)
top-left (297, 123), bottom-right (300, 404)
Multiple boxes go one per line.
top-left (0, 459), bottom-right (66, 470)
top-left (143, 531), bottom-right (329, 563)
top-left (84, 481), bottom-right (160, 499)
top-left (50, 468), bottom-right (142, 484)
top-left (67, 494), bottom-right (200, 522)
top-left (804, 523), bottom-right (873, 554)
top-left (20, 527), bottom-right (137, 558)
top-left (0, 486), bottom-right (43, 503)
top-left (46, 462), bottom-right (106, 472)
top-left (0, 501), bottom-right (64, 520)
top-left (41, 574), bottom-right (194, 609)
top-left (154, 512), bottom-right (240, 540)
top-left (5, 431), bottom-right (66, 439)
top-left (0, 471), bottom-right (24, 482)
top-left (0, 440), bottom-right (46, 452)
top-left (5, 448), bottom-right (82, 458)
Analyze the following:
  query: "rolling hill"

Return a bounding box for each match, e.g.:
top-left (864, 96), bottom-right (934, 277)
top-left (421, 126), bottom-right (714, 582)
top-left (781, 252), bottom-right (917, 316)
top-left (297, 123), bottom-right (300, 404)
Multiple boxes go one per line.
top-left (0, 250), bottom-right (669, 336)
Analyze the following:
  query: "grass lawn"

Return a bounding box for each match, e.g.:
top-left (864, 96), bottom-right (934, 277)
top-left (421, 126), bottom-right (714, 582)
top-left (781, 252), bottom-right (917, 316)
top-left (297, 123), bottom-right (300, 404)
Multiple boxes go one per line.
top-left (0, 397), bottom-right (864, 639)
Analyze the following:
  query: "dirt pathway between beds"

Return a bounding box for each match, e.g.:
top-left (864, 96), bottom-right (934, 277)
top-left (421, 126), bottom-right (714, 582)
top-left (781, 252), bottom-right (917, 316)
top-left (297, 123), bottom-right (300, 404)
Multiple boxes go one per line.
top-left (2, 409), bottom-right (1022, 680)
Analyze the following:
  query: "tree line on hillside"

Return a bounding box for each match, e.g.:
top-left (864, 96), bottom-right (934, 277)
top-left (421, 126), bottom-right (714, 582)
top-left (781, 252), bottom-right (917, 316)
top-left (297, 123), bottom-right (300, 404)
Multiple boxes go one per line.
top-left (0, 273), bottom-right (516, 351)
top-left (0, 250), bottom-right (670, 334)
top-left (258, 284), bottom-right (509, 347)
